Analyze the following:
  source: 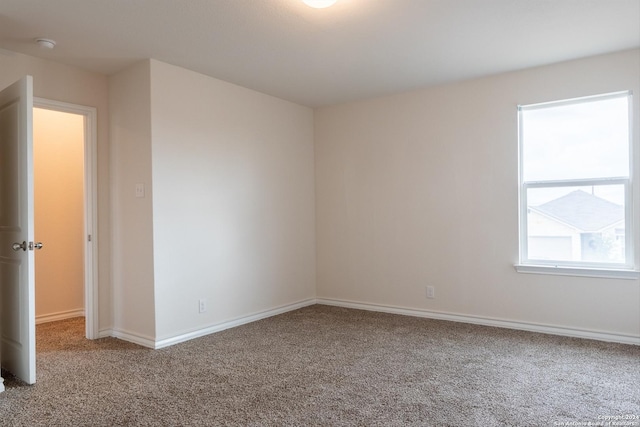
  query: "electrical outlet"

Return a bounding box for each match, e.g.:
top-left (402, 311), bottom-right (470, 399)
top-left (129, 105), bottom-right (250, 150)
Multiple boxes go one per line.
top-left (426, 286), bottom-right (435, 299)
top-left (198, 298), bottom-right (207, 313)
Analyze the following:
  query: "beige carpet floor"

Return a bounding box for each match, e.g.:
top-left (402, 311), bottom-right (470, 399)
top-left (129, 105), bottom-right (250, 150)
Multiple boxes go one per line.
top-left (0, 305), bottom-right (638, 426)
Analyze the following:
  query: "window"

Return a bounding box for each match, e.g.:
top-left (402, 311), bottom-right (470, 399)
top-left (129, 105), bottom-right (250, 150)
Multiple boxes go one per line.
top-left (517, 91), bottom-right (637, 276)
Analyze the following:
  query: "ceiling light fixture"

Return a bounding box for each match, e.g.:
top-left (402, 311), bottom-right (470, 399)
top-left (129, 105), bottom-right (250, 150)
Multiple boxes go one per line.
top-left (303, 0), bottom-right (337, 8)
top-left (35, 38), bottom-right (56, 49)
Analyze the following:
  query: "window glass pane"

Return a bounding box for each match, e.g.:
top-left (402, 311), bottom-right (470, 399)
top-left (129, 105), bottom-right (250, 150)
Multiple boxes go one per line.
top-left (527, 185), bottom-right (625, 264)
top-left (522, 96), bottom-right (629, 182)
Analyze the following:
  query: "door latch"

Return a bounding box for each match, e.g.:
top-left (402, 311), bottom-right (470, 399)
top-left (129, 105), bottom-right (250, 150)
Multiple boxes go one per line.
top-left (28, 241), bottom-right (44, 251)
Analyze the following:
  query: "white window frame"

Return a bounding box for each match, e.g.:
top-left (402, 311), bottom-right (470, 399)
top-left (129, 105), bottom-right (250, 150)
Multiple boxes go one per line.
top-left (515, 91), bottom-right (639, 279)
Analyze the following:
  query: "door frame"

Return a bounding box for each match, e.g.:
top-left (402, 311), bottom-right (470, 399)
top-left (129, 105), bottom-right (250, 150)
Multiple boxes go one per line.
top-left (33, 98), bottom-right (99, 340)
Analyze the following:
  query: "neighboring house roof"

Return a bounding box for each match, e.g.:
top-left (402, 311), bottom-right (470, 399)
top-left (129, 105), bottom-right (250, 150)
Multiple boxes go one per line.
top-left (530, 190), bottom-right (624, 232)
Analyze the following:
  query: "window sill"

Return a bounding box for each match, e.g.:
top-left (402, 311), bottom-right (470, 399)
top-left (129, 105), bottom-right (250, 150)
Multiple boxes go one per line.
top-left (514, 264), bottom-right (640, 280)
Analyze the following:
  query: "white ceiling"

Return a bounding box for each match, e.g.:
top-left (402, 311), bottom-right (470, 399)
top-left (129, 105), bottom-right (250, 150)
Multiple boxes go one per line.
top-left (1, 0), bottom-right (638, 107)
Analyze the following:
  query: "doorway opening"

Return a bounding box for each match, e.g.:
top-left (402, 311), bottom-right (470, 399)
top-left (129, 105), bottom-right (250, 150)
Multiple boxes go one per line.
top-left (33, 99), bottom-right (98, 340)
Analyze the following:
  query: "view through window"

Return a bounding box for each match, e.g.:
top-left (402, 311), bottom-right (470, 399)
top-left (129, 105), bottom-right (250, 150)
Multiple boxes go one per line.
top-left (519, 92), bottom-right (632, 268)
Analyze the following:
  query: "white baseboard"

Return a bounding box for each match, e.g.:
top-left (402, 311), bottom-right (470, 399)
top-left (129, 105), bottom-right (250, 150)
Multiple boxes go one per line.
top-left (154, 298), bottom-right (316, 349)
top-left (97, 297), bottom-right (639, 348)
top-left (97, 329), bottom-right (113, 339)
top-left (109, 328), bottom-right (156, 349)
top-left (316, 298), bottom-right (640, 346)
top-left (36, 309), bottom-right (85, 325)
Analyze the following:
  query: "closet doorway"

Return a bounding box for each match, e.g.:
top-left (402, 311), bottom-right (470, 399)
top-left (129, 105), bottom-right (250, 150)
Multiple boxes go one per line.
top-left (33, 99), bottom-right (98, 340)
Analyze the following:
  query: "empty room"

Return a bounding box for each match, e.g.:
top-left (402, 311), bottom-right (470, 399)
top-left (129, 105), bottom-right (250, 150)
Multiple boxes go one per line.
top-left (0, 0), bottom-right (639, 425)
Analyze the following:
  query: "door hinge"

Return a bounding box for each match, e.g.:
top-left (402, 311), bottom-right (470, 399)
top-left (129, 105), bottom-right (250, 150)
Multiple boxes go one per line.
top-left (88, 234), bottom-right (92, 242)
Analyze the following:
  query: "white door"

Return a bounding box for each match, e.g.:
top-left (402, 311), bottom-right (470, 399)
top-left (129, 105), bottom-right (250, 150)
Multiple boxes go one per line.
top-left (0, 76), bottom-right (36, 385)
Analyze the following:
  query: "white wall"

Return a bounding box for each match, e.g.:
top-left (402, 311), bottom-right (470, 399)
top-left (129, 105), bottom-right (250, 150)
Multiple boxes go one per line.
top-left (149, 60), bottom-right (316, 340)
top-left (109, 61), bottom-right (156, 341)
top-left (0, 52), bottom-right (111, 331)
top-left (34, 108), bottom-right (84, 320)
top-left (315, 49), bottom-right (640, 339)
top-left (6, 46), bottom-right (636, 345)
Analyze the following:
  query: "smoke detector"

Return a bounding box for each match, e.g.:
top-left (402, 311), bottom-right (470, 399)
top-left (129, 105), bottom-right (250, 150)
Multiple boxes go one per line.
top-left (35, 38), bottom-right (56, 49)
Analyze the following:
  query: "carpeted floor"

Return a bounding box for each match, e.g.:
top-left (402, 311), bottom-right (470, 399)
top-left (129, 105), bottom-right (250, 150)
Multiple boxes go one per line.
top-left (0, 305), bottom-right (638, 426)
